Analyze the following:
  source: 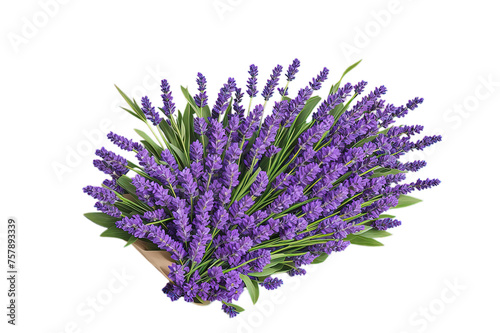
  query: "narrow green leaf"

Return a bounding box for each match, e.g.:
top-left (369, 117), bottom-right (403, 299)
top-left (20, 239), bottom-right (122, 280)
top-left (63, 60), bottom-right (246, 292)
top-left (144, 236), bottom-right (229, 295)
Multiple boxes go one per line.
top-left (159, 119), bottom-right (180, 146)
top-left (165, 141), bottom-right (188, 167)
top-left (135, 129), bottom-right (163, 157)
top-left (180, 86), bottom-right (202, 117)
top-left (248, 264), bottom-right (284, 277)
top-left (116, 175), bottom-right (137, 195)
top-left (371, 168), bottom-right (407, 178)
top-left (114, 202), bottom-right (133, 214)
top-left (115, 85), bottom-right (146, 121)
top-left (346, 235), bottom-right (384, 246)
top-left (84, 212), bottom-right (119, 228)
top-left (100, 227), bottom-right (130, 241)
top-left (361, 229), bottom-right (392, 238)
top-left (251, 280), bottom-right (260, 302)
top-left (201, 105), bottom-right (211, 119)
top-left (393, 195), bottom-right (422, 209)
top-left (120, 107), bottom-right (143, 121)
top-left (222, 98), bottom-right (232, 126)
top-left (312, 253), bottom-right (329, 264)
top-left (240, 274), bottom-right (259, 304)
top-left (292, 96), bottom-right (322, 129)
top-left (329, 59), bottom-right (362, 95)
top-left (221, 301), bottom-right (245, 313)
top-left (125, 236), bottom-right (138, 247)
top-left (233, 167), bottom-right (261, 203)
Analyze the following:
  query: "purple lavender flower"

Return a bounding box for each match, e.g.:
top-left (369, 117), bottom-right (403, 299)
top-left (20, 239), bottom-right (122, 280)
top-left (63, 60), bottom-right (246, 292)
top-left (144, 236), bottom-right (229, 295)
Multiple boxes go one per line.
top-left (94, 147), bottom-right (128, 176)
top-left (312, 83), bottom-right (353, 122)
top-left (116, 215), bottom-right (148, 238)
top-left (171, 198), bottom-right (192, 242)
top-left (288, 268), bottom-right (306, 277)
top-left (107, 132), bottom-right (141, 151)
top-left (194, 117), bottom-right (208, 136)
top-left (212, 78), bottom-right (236, 120)
top-left (194, 73), bottom-right (208, 108)
top-left (208, 119), bottom-right (228, 155)
top-left (265, 145), bottom-right (281, 158)
top-left (83, 186), bottom-right (117, 204)
top-left (260, 277), bottom-right (283, 290)
top-left (179, 168), bottom-right (198, 199)
top-left (141, 96), bottom-right (162, 125)
top-left (309, 67), bottom-right (329, 90)
top-left (147, 224), bottom-right (187, 260)
top-left (239, 104), bottom-right (263, 139)
top-left (246, 64), bottom-right (259, 98)
top-left (190, 140), bottom-right (204, 163)
top-left (250, 171), bottom-right (268, 197)
top-left (163, 282), bottom-right (182, 301)
top-left (222, 304), bottom-right (239, 318)
top-left (232, 88), bottom-right (245, 120)
top-left (262, 64), bottom-right (283, 101)
top-left (161, 79), bottom-right (176, 117)
top-left (94, 202), bottom-right (121, 218)
top-left (143, 209), bottom-right (167, 222)
top-left (285, 58), bottom-right (300, 82)
top-left (373, 218), bottom-right (402, 231)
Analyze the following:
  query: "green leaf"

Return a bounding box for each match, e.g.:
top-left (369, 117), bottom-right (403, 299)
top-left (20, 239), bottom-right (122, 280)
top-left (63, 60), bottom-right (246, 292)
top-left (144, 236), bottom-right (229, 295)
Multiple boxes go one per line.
top-left (248, 264), bottom-right (284, 277)
top-left (115, 85), bottom-right (146, 121)
top-left (165, 141), bottom-right (188, 167)
top-left (159, 119), bottom-right (180, 146)
top-left (269, 256), bottom-right (286, 266)
top-left (201, 105), bottom-right (211, 119)
top-left (222, 98), bottom-right (232, 126)
top-left (371, 168), bottom-right (407, 178)
top-left (329, 59), bottom-right (362, 95)
top-left (346, 235), bottom-right (384, 246)
top-left (120, 107), bottom-right (143, 121)
top-left (232, 167), bottom-right (262, 203)
top-left (361, 229), bottom-right (392, 238)
top-left (114, 202), bottom-right (133, 214)
top-left (135, 129), bottom-right (163, 157)
top-left (100, 227), bottom-right (130, 241)
top-left (116, 175), bottom-right (137, 195)
top-left (393, 195), bottom-right (422, 209)
top-left (312, 253), bottom-right (329, 264)
top-left (180, 86), bottom-right (202, 117)
top-left (221, 301), bottom-right (245, 313)
top-left (125, 236), bottom-right (138, 247)
top-left (240, 274), bottom-right (259, 304)
top-left (292, 96), bottom-right (321, 129)
top-left (84, 212), bottom-right (119, 228)
top-left (183, 105), bottom-right (195, 151)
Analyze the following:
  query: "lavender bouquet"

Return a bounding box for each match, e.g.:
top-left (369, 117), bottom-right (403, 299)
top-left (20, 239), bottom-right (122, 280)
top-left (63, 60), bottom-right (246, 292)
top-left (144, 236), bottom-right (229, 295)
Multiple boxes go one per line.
top-left (83, 59), bottom-right (441, 317)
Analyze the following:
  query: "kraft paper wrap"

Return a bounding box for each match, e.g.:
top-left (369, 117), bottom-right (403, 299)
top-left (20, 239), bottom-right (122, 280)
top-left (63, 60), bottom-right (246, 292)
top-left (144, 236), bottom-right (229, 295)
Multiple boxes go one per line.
top-left (132, 239), bottom-right (210, 306)
top-left (132, 239), bottom-right (175, 280)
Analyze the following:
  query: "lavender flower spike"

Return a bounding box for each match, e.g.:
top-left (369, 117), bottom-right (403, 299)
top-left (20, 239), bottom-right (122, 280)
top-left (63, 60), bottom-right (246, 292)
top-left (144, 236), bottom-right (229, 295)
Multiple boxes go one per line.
top-left (309, 67), bottom-right (329, 91)
top-left (212, 77), bottom-right (236, 120)
top-left (161, 79), bottom-right (176, 117)
top-left (262, 64), bottom-right (283, 101)
top-left (285, 58), bottom-right (300, 82)
top-left (194, 72), bottom-right (208, 108)
top-left (246, 64), bottom-right (259, 98)
top-left (141, 96), bottom-right (162, 125)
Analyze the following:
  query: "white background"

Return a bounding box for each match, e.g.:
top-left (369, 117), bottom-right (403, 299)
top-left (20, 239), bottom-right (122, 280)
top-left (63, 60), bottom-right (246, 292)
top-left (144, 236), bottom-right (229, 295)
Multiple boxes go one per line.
top-left (1, 0), bottom-right (499, 332)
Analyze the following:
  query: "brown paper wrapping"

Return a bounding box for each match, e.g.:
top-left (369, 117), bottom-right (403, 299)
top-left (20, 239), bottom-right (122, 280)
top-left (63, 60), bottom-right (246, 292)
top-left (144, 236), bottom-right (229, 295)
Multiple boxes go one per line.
top-left (132, 239), bottom-right (210, 306)
top-left (133, 239), bottom-right (174, 280)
